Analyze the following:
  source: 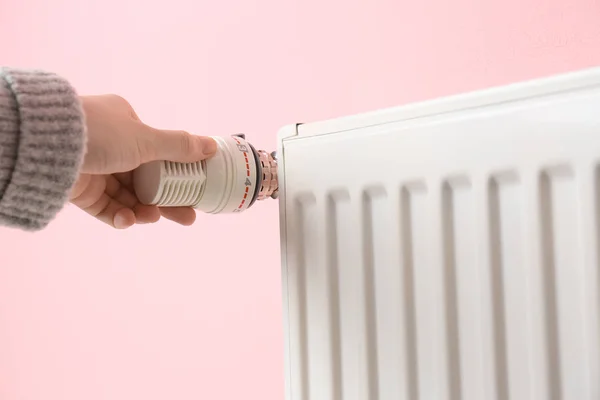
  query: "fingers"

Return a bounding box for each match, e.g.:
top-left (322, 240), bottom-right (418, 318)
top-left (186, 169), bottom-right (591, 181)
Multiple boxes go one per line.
top-left (71, 174), bottom-right (157, 228)
top-left (71, 173), bottom-right (199, 229)
top-left (159, 207), bottom-right (197, 226)
top-left (113, 172), bottom-right (190, 225)
top-left (70, 175), bottom-right (135, 228)
top-left (113, 208), bottom-right (137, 229)
top-left (105, 175), bottom-right (160, 224)
top-left (143, 129), bottom-right (217, 163)
top-left (78, 190), bottom-right (136, 229)
top-left (113, 172), bottom-right (133, 188)
top-left (133, 205), bottom-right (161, 224)
top-left (70, 174), bottom-right (109, 209)
top-left (103, 198), bottom-right (136, 229)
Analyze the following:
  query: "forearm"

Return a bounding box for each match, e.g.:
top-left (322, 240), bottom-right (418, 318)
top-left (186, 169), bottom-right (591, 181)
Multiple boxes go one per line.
top-left (0, 68), bottom-right (86, 231)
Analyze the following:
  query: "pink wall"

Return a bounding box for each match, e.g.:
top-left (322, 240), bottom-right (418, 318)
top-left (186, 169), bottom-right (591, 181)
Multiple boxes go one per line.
top-left (1, 0), bottom-right (599, 399)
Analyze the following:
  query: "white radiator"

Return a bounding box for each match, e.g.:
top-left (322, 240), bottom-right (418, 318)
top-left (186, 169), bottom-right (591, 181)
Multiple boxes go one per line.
top-left (277, 67), bottom-right (600, 400)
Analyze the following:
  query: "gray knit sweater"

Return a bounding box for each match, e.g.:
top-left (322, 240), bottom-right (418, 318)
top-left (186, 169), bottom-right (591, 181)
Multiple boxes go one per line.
top-left (0, 68), bottom-right (86, 231)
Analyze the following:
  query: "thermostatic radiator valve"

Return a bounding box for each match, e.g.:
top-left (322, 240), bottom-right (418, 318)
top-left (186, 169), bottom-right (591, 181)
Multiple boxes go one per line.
top-left (133, 134), bottom-right (278, 214)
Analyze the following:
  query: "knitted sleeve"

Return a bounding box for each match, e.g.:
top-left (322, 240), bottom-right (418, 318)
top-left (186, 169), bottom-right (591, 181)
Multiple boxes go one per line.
top-left (0, 68), bottom-right (87, 231)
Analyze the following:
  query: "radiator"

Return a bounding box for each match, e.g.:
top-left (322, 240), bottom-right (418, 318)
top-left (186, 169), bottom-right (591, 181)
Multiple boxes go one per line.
top-left (277, 67), bottom-right (600, 400)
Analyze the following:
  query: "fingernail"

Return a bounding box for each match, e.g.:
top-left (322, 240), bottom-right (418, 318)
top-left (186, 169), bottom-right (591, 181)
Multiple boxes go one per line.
top-left (114, 213), bottom-right (133, 229)
top-left (201, 137), bottom-right (217, 155)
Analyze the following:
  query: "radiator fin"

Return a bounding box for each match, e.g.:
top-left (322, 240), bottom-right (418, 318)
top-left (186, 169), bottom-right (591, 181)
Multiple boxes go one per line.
top-left (286, 166), bottom-right (600, 400)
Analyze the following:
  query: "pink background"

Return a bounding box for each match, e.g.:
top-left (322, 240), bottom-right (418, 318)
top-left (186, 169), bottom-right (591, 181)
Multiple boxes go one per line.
top-left (1, 0), bottom-right (599, 399)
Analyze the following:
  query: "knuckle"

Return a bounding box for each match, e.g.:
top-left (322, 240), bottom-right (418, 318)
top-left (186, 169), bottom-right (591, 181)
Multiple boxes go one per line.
top-left (177, 131), bottom-right (193, 152)
top-left (108, 94), bottom-right (133, 109)
top-left (109, 94), bottom-right (126, 103)
top-left (136, 133), bottom-right (156, 162)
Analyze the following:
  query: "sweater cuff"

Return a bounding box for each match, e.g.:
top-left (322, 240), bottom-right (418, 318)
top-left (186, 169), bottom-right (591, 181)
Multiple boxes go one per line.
top-left (0, 68), bottom-right (87, 231)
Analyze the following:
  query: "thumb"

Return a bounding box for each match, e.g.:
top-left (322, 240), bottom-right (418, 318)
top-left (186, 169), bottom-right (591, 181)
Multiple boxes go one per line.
top-left (146, 129), bottom-right (217, 163)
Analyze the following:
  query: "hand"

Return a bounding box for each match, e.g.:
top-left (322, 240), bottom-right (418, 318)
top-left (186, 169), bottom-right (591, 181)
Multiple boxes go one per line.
top-left (69, 95), bottom-right (217, 229)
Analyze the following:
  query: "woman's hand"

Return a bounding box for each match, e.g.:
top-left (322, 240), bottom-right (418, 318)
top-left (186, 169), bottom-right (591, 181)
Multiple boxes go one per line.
top-left (69, 95), bottom-right (216, 229)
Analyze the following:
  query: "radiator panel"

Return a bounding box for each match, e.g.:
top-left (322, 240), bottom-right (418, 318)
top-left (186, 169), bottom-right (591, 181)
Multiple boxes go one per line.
top-left (278, 68), bottom-right (600, 400)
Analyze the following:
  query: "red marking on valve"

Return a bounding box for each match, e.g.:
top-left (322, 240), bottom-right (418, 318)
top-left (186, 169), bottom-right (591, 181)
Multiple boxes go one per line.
top-left (233, 136), bottom-right (252, 210)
